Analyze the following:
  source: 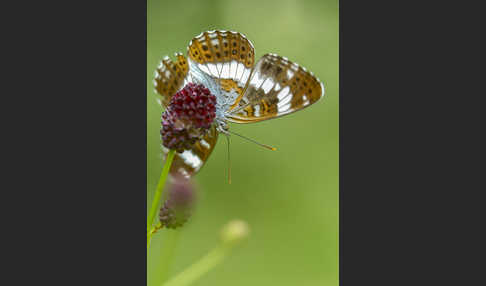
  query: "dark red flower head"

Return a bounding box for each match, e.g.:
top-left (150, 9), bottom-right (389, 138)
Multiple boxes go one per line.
top-left (161, 83), bottom-right (217, 152)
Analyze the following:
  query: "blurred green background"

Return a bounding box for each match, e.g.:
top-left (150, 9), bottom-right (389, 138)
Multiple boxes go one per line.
top-left (147, 0), bottom-right (338, 285)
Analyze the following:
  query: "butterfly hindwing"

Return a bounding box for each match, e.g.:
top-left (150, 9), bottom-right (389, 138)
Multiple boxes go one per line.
top-left (154, 53), bottom-right (189, 107)
top-left (228, 53), bottom-right (324, 123)
top-left (162, 125), bottom-right (219, 178)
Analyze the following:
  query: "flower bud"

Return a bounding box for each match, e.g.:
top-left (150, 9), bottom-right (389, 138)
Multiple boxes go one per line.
top-left (220, 220), bottom-right (250, 246)
top-left (159, 177), bottom-right (196, 229)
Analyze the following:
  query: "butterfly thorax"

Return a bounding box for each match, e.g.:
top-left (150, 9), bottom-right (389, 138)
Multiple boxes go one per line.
top-left (213, 88), bottom-right (235, 134)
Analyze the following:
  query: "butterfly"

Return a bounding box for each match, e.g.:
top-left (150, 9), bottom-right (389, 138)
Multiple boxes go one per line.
top-left (154, 30), bottom-right (325, 179)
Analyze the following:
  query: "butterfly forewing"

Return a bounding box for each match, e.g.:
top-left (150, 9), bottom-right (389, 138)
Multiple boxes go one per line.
top-left (154, 53), bottom-right (189, 107)
top-left (162, 125), bottom-right (219, 178)
top-left (187, 31), bottom-right (255, 107)
top-left (228, 53), bottom-right (324, 123)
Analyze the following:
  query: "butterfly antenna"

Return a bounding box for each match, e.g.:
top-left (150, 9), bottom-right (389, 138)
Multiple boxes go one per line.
top-left (226, 134), bottom-right (231, 184)
top-left (227, 130), bottom-right (277, 151)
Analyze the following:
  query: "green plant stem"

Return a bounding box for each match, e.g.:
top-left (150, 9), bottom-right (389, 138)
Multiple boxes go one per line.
top-left (162, 245), bottom-right (230, 286)
top-left (159, 230), bottom-right (181, 283)
top-left (147, 149), bottom-right (176, 247)
top-left (147, 225), bottom-right (161, 250)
